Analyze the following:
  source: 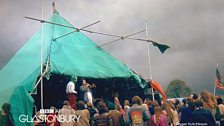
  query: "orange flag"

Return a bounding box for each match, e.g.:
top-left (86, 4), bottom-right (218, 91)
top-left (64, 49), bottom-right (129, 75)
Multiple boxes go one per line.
top-left (149, 80), bottom-right (167, 100)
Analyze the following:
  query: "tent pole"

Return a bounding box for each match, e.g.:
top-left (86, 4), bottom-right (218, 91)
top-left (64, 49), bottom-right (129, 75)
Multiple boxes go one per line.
top-left (147, 42), bottom-right (155, 101)
top-left (25, 16), bottom-right (148, 41)
top-left (99, 29), bottom-right (145, 47)
top-left (31, 71), bottom-right (47, 95)
top-left (146, 22), bottom-right (155, 101)
top-left (30, 53), bottom-right (50, 95)
top-left (40, 0), bottom-right (44, 109)
top-left (53, 20), bottom-right (100, 41)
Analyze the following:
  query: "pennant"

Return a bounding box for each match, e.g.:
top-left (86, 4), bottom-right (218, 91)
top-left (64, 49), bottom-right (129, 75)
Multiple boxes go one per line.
top-left (152, 41), bottom-right (170, 54)
top-left (150, 80), bottom-right (167, 100)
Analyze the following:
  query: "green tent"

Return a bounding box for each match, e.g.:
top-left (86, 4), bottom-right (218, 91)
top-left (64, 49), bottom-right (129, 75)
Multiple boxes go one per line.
top-left (0, 11), bottom-right (146, 126)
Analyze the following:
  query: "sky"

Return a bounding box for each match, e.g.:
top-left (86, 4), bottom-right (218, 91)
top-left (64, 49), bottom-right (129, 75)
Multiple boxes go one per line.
top-left (0, 0), bottom-right (224, 93)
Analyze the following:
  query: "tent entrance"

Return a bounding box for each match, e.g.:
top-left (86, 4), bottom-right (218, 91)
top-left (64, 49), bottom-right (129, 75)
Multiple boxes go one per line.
top-left (32, 74), bottom-right (69, 111)
top-left (32, 74), bottom-right (145, 111)
top-left (85, 78), bottom-right (146, 102)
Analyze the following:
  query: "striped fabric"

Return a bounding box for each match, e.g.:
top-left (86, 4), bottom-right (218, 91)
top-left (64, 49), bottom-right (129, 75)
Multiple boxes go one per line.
top-left (215, 67), bottom-right (224, 90)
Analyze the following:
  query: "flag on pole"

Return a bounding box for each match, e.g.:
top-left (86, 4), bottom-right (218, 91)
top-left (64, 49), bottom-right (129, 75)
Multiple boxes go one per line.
top-left (215, 67), bottom-right (224, 90)
top-left (151, 41), bottom-right (170, 54)
top-left (149, 80), bottom-right (167, 100)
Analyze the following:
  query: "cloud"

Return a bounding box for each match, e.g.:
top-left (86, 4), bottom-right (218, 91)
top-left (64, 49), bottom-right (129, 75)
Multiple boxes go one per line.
top-left (0, 0), bottom-right (224, 93)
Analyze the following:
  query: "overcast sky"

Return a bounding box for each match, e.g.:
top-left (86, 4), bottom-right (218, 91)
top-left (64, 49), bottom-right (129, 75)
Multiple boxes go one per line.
top-left (1, 0), bottom-right (224, 93)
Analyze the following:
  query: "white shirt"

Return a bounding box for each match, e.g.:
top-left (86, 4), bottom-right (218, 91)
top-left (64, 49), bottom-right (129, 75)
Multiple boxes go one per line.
top-left (66, 81), bottom-right (77, 94)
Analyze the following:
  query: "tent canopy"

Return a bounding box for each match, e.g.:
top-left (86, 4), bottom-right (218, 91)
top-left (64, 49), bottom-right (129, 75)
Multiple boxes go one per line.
top-left (0, 12), bottom-right (146, 126)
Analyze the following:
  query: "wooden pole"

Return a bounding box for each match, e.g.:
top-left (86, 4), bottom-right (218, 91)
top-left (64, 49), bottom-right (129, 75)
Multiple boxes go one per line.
top-left (100, 29), bottom-right (145, 47)
top-left (53, 20), bottom-right (100, 41)
top-left (145, 22), bottom-right (155, 101)
top-left (40, 0), bottom-right (44, 109)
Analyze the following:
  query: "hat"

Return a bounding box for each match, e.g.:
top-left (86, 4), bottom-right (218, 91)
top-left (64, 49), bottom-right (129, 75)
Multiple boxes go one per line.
top-left (70, 76), bottom-right (77, 82)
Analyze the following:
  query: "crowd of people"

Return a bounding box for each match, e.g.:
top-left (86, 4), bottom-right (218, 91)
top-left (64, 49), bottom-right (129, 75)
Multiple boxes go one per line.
top-left (1, 76), bottom-right (224, 126)
top-left (31, 90), bottom-right (224, 126)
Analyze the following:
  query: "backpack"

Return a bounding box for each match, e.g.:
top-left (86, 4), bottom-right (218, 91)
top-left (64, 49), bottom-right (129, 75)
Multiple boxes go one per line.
top-left (130, 109), bottom-right (143, 125)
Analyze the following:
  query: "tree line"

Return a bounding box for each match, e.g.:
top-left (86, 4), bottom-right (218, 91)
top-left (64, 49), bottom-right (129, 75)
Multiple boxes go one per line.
top-left (165, 79), bottom-right (192, 98)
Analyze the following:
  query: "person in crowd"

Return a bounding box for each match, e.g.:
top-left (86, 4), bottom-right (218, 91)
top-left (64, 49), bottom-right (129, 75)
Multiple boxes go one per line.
top-left (174, 99), bottom-right (180, 108)
top-left (87, 101), bottom-right (97, 125)
top-left (46, 106), bottom-right (60, 126)
top-left (58, 100), bottom-right (76, 126)
top-left (76, 101), bottom-right (90, 126)
top-left (162, 101), bottom-right (180, 126)
top-left (0, 103), bottom-right (14, 126)
top-left (162, 101), bottom-right (174, 126)
top-left (66, 76), bottom-right (78, 110)
top-left (179, 99), bottom-right (194, 123)
top-left (188, 99), bottom-right (196, 112)
top-left (108, 102), bottom-right (125, 126)
top-left (147, 100), bottom-right (159, 116)
top-left (114, 96), bottom-right (121, 110)
top-left (141, 101), bottom-right (151, 126)
top-left (142, 101), bottom-right (149, 112)
top-left (80, 78), bottom-right (94, 104)
top-left (192, 93), bottom-right (198, 101)
top-left (182, 99), bottom-right (187, 108)
top-left (217, 97), bottom-right (224, 125)
top-left (167, 101), bottom-right (179, 126)
top-left (123, 100), bottom-right (130, 110)
top-left (174, 99), bottom-right (182, 113)
top-left (123, 100), bottom-right (130, 125)
top-left (151, 106), bottom-right (168, 126)
top-left (200, 91), bottom-right (216, 117)
top-left (114, 96), bottom-right (125, 116)
top-left (92, 101), bottom-right (113, 126)
top-left (127, 96), bottom-right (150, 126)
top-left (191, 99), bottom-right (216, 126)
top-left (162, 101), bottom-right (173, 125)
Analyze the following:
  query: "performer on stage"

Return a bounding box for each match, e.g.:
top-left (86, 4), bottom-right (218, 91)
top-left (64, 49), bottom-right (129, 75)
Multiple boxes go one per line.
top-left (66, 76), bottom-right (78, 110)
top-left (80, 79), bottom-right (95, 104)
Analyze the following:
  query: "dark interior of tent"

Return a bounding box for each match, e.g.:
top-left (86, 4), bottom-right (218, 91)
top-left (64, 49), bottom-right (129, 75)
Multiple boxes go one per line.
top-left (32, 74), bottom-right (154, 111)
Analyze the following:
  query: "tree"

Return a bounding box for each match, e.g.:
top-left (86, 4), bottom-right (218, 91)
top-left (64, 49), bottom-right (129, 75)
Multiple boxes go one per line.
top-left (166, 79), bottom-right (192, 98)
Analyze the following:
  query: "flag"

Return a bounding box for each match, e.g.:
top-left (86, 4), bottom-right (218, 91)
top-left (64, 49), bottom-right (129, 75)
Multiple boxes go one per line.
top-left (149, 80), bottom-right (167, 100)
top-left (215, 67), bottom-right (224, 90)
top-left (216, 67), bottom-right (222, 82)
top-left (152, 41), bottom-right (170, 54)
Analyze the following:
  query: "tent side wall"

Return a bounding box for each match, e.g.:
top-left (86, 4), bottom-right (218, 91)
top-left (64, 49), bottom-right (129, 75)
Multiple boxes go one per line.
top-left (0, 19), bottom-right (54, 125)
top-left (0, 19), bottom-right (54, 105)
